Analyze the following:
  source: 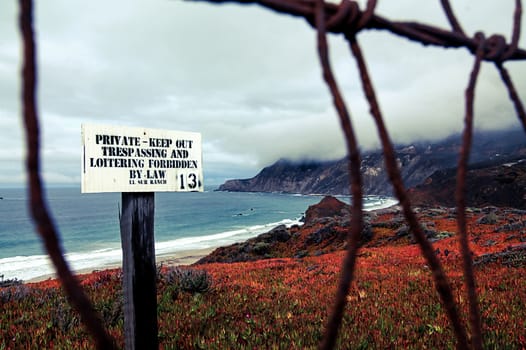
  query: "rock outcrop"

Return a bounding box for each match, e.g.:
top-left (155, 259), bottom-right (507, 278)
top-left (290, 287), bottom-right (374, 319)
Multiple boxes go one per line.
top-left (410, 160), bottom-right (526, 209)
top-left (196, 196), bottom-right (353, 264)
top-left (196, 195), bottom-right (526, 265)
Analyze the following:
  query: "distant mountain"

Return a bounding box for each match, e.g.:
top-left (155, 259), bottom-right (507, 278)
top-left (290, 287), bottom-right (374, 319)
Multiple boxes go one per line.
top-left (217, 129), bottom-right (526, 196)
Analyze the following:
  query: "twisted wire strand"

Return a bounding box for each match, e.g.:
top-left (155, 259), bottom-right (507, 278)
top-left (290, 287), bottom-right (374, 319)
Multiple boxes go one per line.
top-left (18, 0), bottom-right (526, 348)
top-left (313, 1), bottom-right (365, 348)
top-left (345, 32), bottom-right (469, 349)
top-left (503, 0), bottom-right (522, 60)
top-left (439, 0), bottom-right (465, 35)
top-left (496, 63), bottom-right (526, 131)
top-left (18, 0), bottom-right (116, 349)
top-left (495, 0), bottom-right (526, 132)
top-left (326, 0), bottom-right (357, 32)
top-left (455, 32), bottom-right (486, 350)
top-left (189, 0), bottom-right (526, 60)
top-left (356, 0), bottom-right (377, 29)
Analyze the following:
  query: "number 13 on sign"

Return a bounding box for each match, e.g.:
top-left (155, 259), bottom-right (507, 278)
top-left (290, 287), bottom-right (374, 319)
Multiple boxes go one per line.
top-left (179, 173), bottom-right (199, 190)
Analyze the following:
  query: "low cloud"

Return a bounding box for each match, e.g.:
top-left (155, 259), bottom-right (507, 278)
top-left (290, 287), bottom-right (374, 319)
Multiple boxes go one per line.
top-left (1, 0), bottom-right (524, 185)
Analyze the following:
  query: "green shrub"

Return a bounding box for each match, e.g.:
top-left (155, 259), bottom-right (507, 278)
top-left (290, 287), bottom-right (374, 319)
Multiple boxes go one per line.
top-left (163, 267), bottom-right (213, 295)
top-left (0, 275), bottom-right (23, 288)
top-left (0, 284), bottom-right (30, 303)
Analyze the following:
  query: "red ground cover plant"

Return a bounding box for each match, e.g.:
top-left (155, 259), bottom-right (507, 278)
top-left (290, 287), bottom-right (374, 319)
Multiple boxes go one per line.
top-left (2, 209), bottom-right (525, 349)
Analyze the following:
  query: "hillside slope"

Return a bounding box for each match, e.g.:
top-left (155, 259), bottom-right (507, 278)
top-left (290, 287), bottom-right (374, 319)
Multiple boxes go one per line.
top-left (410, 159), bottom-right (526, 209)
top-left (196, 195), bottom-right (526, 264)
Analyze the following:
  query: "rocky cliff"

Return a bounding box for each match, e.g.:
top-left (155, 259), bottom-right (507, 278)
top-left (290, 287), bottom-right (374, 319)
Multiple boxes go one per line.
top-left (218, 158), bottom-right (349, 194)
top-left (409, 159), bottom-right (526, 209)
top-left (217, 129), bottom-right (526, 196)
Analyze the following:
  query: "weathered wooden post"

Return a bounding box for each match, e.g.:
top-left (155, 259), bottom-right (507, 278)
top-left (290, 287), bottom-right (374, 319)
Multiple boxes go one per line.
top-left (120, 192), bottom-right (157, 349)
top-left (81, 124), bottom-right (203, 349)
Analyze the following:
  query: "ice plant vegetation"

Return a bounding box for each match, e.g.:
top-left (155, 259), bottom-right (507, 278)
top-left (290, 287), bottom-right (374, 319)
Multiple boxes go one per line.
top-left (2, 208), bottom-right (526, 348)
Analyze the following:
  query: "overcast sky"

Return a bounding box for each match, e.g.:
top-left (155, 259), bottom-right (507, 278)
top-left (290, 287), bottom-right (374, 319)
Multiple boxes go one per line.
top-left (1, 0), bottom-right (525, 187)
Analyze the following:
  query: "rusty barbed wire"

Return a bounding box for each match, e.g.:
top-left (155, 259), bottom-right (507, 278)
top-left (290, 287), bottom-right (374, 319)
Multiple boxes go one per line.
top-left (346, 26), bottom-right (472, 350)
top-left (192, 0), bottom-right (526, 60)
top-left (313, 1), bottom-right (365, 348)
top-left (503, 0), bottom-right (522, 60)
top-left (345, 32), bottom-right (471, 349)
top-left (440, 0), bottom-right (465, 35)
top-left (189, 0), bottom-right (526, 349)
top-left (455, 31), bottom-right (486, 350)
top-left (497, 62), bottom-right (526, 132)
top-left (316, 0), bottom-right (468, 346)
top-left (18, 0), bottom-right (526, 348)
top-left (18, 0), bottom-right (115, 349)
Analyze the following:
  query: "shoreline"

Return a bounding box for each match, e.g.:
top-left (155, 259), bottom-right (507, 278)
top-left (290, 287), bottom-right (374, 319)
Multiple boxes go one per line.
top-left (20, 199), bottom-right (400, 285)
top-left (25, 247), bottom-right (215, 284)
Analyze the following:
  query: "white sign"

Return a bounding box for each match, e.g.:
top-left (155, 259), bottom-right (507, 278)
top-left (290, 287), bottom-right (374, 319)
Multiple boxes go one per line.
top-left (81, 124), bottom-right (203, 193)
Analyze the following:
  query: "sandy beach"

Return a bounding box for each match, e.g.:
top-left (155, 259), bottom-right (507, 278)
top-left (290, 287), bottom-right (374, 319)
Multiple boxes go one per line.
top-left (26, 247), bottom-right (215, 284)
top-left (156, 247), bottom-right (215, 267)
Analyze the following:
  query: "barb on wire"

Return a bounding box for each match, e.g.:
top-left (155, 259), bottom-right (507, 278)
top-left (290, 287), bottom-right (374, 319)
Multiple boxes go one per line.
top-left (496, 63), bottom-right (526, 131)
top-left (440, 0), bottom-right (465, 35)
top-left (356, 0), bottom-right (376, 29)
top-left (18, 0), bottom-right (115, 349)
top-left (495, 0), bottom-right (526, 132)
top-left (189, 0), bottom-right (526, 60)
top-left (313, 1), bottom-right (365, 349)
top-left (456, 32), bottom-right (486, 350)
top-left (326, 0), bottom-right (358, 32)
top-left (345, 32), bottom-right (469, 349)
top-left (503, 0), bottom-right (522, 60)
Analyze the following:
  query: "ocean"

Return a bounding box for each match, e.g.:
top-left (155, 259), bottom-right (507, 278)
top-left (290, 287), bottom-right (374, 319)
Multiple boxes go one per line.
top-left (0, 187), bottom-right (397, 281)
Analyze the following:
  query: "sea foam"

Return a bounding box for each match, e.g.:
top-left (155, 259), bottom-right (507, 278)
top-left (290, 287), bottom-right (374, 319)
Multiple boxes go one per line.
top-left (0, 188), bottom-right (396, 282)
top-left (0, 218), bottom-right (302, 282)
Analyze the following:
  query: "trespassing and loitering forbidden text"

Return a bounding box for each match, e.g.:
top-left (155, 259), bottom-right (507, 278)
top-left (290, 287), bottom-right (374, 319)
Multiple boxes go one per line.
top-left (81, 124), bottom-right (203, 193)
